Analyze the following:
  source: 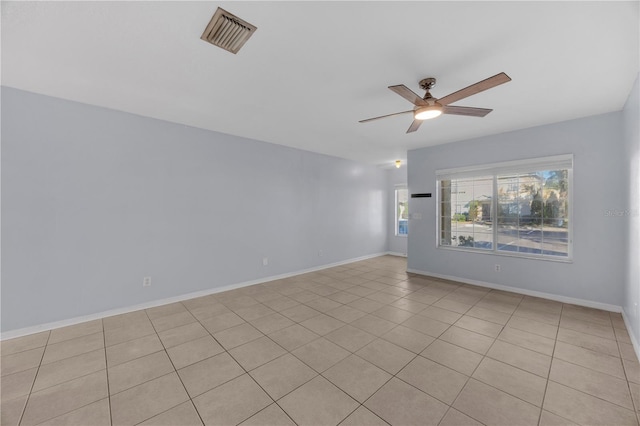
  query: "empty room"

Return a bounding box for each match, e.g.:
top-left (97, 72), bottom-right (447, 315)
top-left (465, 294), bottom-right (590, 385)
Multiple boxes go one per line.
top-left (1, 1), bottom-right (639, 425)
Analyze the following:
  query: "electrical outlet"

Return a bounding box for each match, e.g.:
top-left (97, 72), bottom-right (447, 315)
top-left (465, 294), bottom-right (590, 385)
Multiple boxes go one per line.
top-left (494, 264), bottom-right (501, 272)
top-left (143, 277), bottom-right (151, 287)
top-left (318, 250), bottom-right (323, 257)
top-left (262, 257), bottom-right (269, 266)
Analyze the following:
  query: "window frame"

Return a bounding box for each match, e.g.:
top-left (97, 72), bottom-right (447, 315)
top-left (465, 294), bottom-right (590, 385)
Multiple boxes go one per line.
top-left (395, 186), bottom-right (409, 237)
top-left (436, 155), bottom-right (573, 262)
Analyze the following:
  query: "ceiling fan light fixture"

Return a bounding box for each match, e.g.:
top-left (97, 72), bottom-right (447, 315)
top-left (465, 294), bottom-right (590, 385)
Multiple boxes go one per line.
top-left (414, 105), bottom-right (442, 120)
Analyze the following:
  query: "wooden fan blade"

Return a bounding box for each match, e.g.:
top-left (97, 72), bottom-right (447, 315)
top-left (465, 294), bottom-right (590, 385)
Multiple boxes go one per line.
top-left (443, 105), bottom-right (493, 117)
top-left (406, 119), bottom-right (423, 133)
top-left (359, 110), bottom-right (414, 123)
top-left (389, 85), bottom-right (428, 106)
top-left (438, 72), bottom-right (511, 106)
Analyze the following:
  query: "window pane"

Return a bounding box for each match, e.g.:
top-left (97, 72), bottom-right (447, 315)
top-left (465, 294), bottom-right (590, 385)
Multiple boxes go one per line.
top-left (497, 226), bottom-right (518, 252)
top-left (498, 172), bottom-right (538, 254)
top-left (440, 176), bottom-right (493, 250)
top-left (516, 225), bottom-right (542, 254)
top-left (440, 180), bottom-right (452, 244)
top-left (495, 169), bottom-right (570, 258)
top-left (440, 231), bottom-right (452, 246)
top-left (542, 239), bottom-right (569, 257)
top-left (473, 229), bottom-right (493, 249)
top-left (542, 170), bottom-right (569, 257)
top-left (396, 188), bottom-right (409, 236)
top-left (437, 158), bottom-right (571, 260)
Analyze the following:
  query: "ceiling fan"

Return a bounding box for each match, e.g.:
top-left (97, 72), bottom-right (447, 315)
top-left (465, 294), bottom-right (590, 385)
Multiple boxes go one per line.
top-left (359, 72), bottom-right (511, 133)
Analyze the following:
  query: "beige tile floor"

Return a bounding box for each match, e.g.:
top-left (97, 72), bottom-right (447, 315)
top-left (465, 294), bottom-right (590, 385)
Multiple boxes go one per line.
top-left (2, 255), bottom-right (639, 426)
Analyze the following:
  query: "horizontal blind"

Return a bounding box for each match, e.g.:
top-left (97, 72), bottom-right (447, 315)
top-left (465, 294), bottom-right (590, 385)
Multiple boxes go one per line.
top-left (436, 154), bottom-right (573, 181)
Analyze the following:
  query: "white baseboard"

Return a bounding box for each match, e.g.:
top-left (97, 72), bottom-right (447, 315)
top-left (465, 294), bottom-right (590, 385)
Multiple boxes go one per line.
top-left (406, 268), bottom-right (623, 313)
top-left (1, 252), bottom-right (388, 340)
top-left (410, 267), bottom-right (639, 363)
top-left (386, 251), bottom-right (407, 258)
top-left (621, 309), bottom-right (640, 363)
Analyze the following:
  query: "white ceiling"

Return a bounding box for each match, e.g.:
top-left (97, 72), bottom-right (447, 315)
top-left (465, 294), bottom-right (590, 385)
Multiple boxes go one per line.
top-left (2, 1), bottom-right (638, 166)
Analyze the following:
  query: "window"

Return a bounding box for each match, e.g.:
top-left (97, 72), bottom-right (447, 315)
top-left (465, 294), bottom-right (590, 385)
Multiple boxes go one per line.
top-left (395, 187), bottom-right (409, 236)
top-left (437, 155), bottom-right (572, 260)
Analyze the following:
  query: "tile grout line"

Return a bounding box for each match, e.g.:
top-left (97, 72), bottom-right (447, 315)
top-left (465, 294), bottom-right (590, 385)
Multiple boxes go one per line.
top-left (104, 307), bottom-right (195, 424)
top-left (147, 302), bottom-right (208, 426)
top-left (221, 336), bottom-right (296, 424)
top-left (8, 258), bottom-right (637, 426)
top-left (355, 351), bottom-right (425, 422)
top-left (328, 270), bottom-right (632, 424)
top-left (101, 319), bottom-right (113, 426)
top-left (536, 299), bottom-right (560, 426)
top-left (550, 346), bottom-right (629, 380)
top-left (512, 298), bottom-right (589, 420)
top-left (544, 312), bottom-right (638, 415)
top-left (3, 261), bottom-right (379, 423)
top-left (260, 279), bottom-right (361, 425)
top-left (248, 277), bottom-right (367, 424)
top-left (305, 273), bottom-right (410, 425)
top-left (16, 331), bottom-right (51, 426)
top-left (10, 332), bottom-right (111, 424)
top-left (248, 270), bottom-right (400, 424)
top-left (368, 282), bottom-right (498, 423)
top-left (536, 304), bottom-right (637, 424)
top-left (189, 293), bottom-right (311, 425)
top-left (616, 318), bottom-right (640, 425)
top-left (245, 277), bottom-right (637, 424)
top-left (445, 289), bottom-right (527, 425)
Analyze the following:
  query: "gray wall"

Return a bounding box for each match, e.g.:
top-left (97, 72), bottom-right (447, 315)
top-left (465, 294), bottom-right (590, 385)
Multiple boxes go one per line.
top-left (407, 111), bottom-right (626, 307)
top-left (387, 166), bottom-right (408, 256)
top-left (623, 73), bottom-right (640, 346)
top-left (1, 87), bottom-right (388, 332)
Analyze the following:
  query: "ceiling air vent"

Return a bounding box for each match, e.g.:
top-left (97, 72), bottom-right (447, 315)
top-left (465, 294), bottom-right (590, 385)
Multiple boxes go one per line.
top-left (201, 7), bottom-right (257, 54)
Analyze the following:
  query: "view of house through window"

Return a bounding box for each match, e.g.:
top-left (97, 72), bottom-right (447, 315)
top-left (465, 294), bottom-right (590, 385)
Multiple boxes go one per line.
top-left (395, 188), bottom-right (409, 236)
top-left (440, 176), bottom-right (494, 249)
top-left (438, 156), bottom-right (572, 259)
